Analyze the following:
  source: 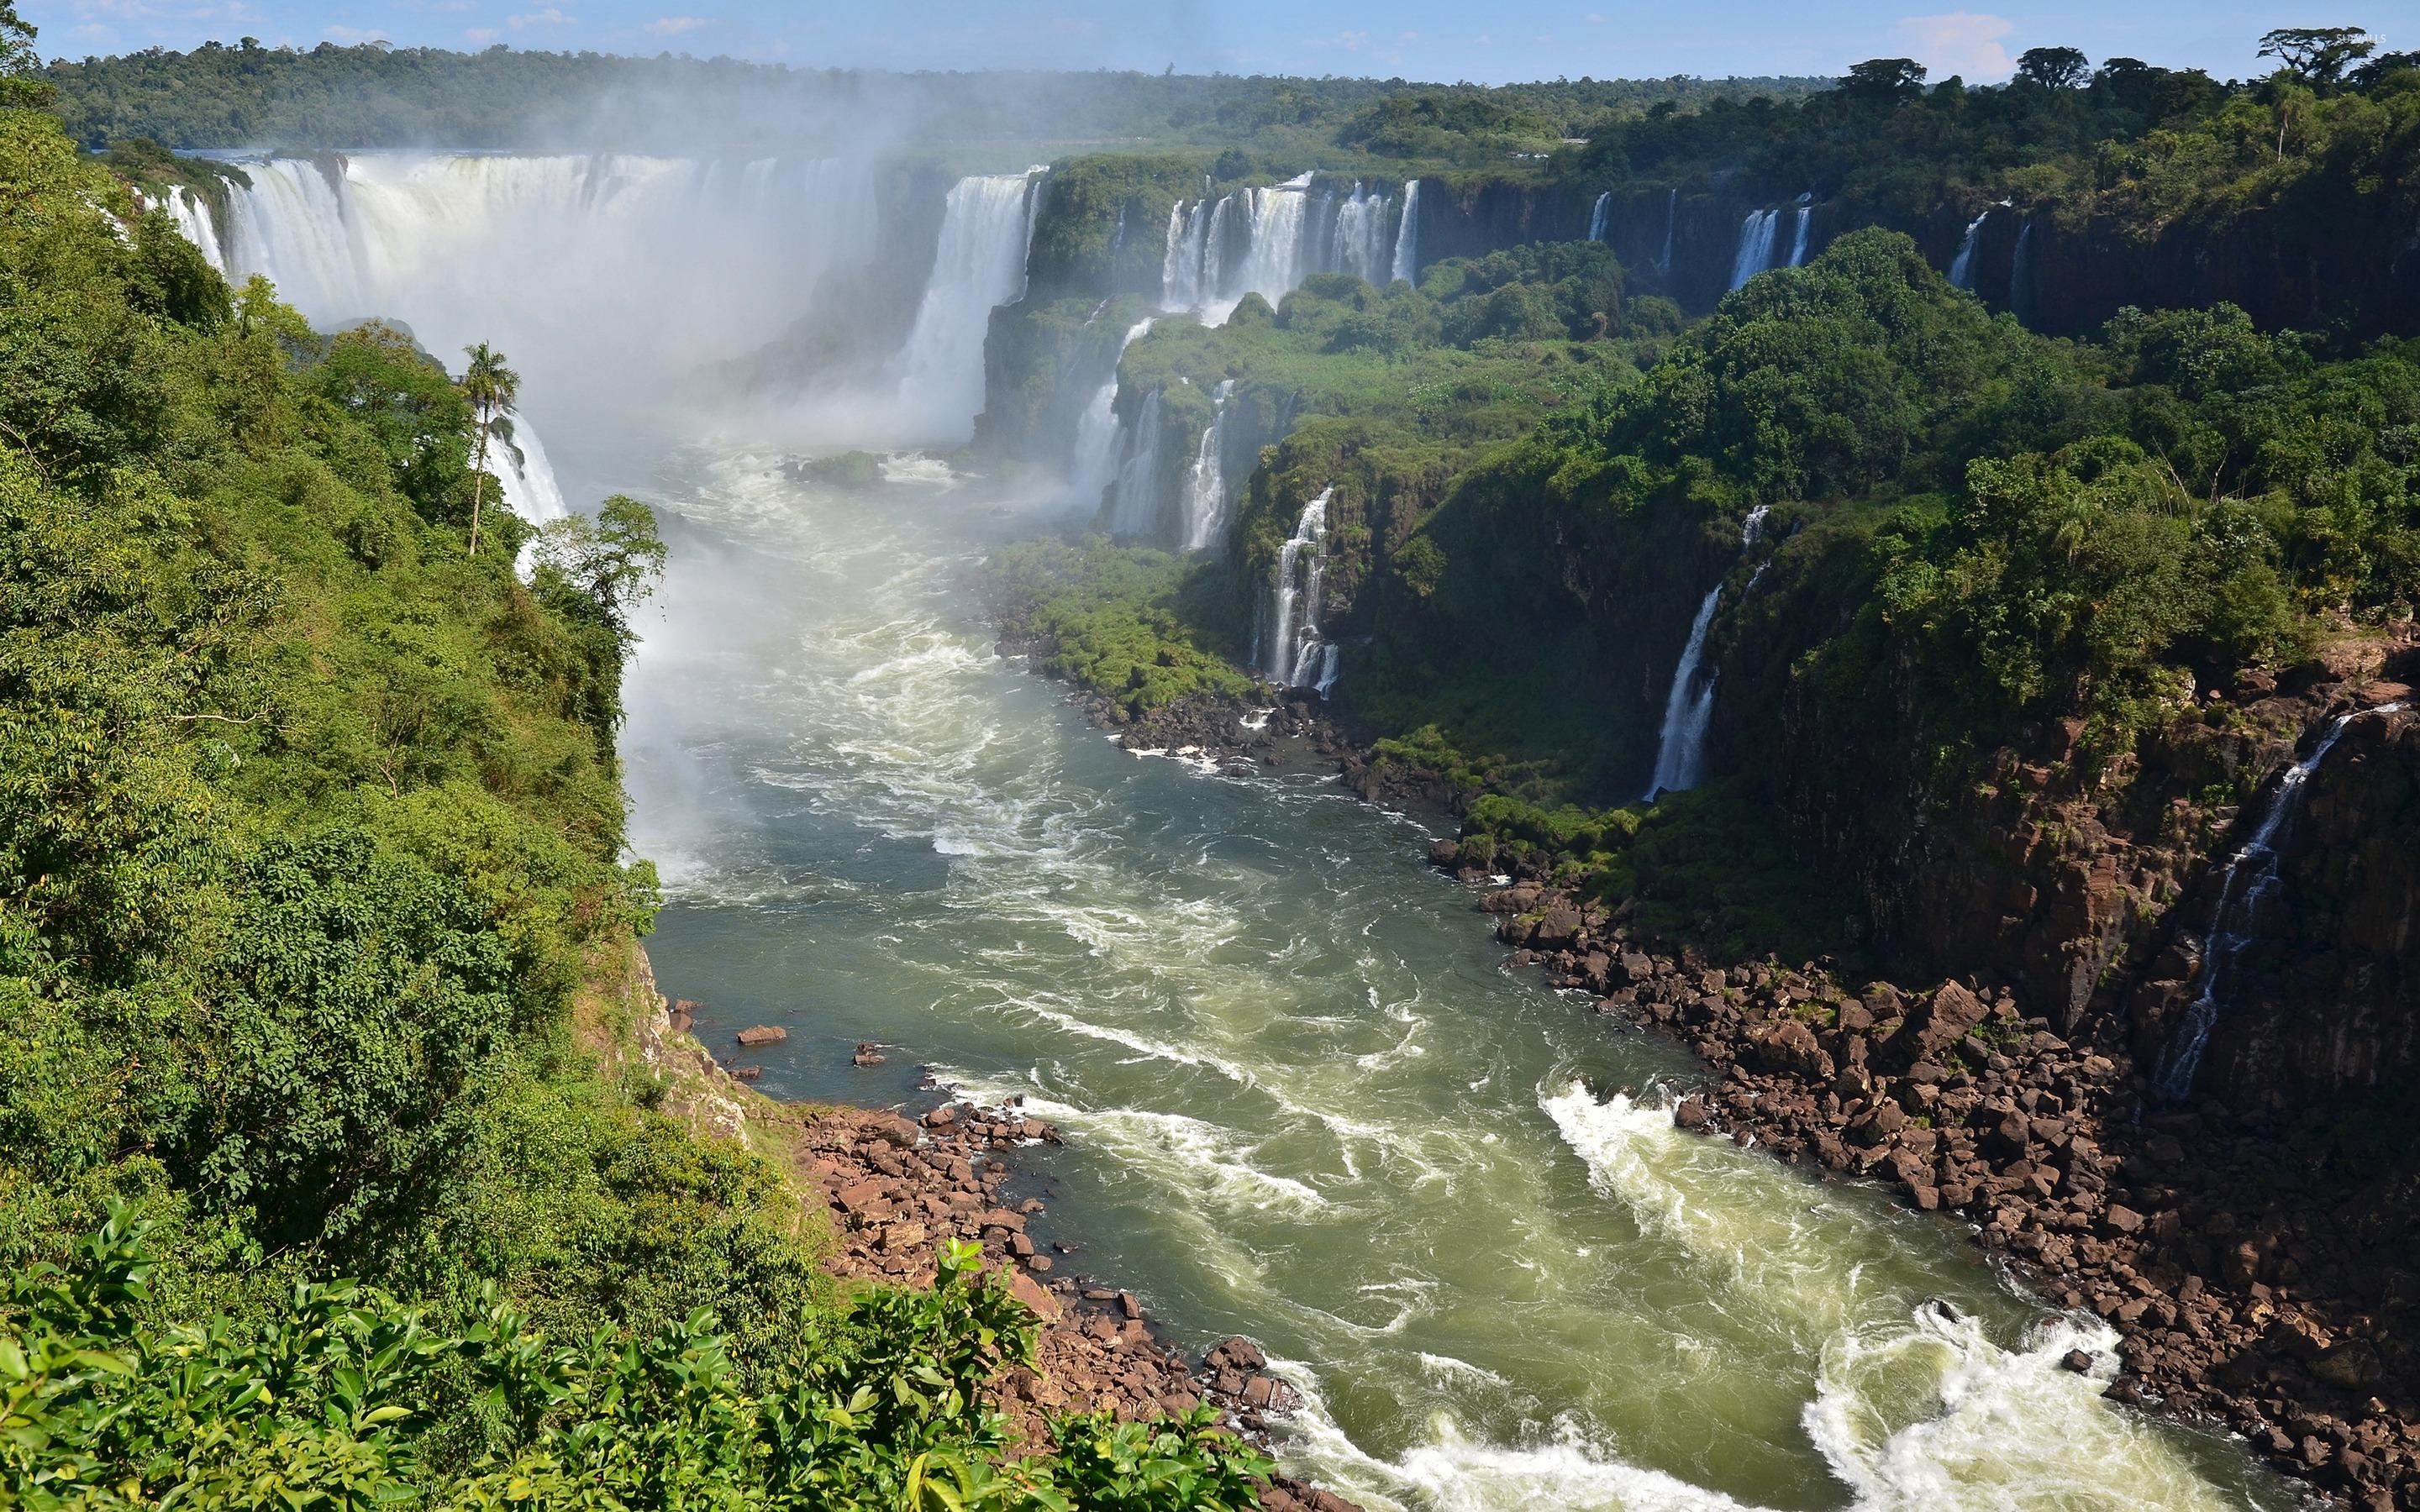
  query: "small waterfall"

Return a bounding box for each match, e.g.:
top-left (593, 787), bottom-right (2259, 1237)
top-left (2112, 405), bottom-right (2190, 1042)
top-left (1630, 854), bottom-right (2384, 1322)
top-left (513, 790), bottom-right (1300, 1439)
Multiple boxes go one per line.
top-left (1160, 197), bottom-right (1210, 312)
top-left (1588, 192), bottom-right (1612, 244)
top-left (892, 168), bottom-right (1044, 443)
top-left (2152, 702), bottom-right (2407, 1100)
top-left (1785, 194), bottom-right (1813, 267)
top-left (1658, 187), bottom-right (1676, 274)
top-left (1180, 378), bottom-right (1237, 550)
top-left (492, 413), bottom-right (568, 523)
top-left (1158, 173), bottom-right (1324, 324)
top-left (2009, 218), bottom-right (2035, 320)
top-left (153, 186), bottom-right (226, 272)
top-left (1727, 208), bottom-right (1781, 291)
top-left (1948, 209), bottom-right (1991, 290)
top-left (1265, 487), bottom-right (1334, 687)
top-left (1327, 183), bottom-right (1394, 285)
top-left (1390, 180), bottom-right (1421, 286)
top-left (1643, 505), bottom-right (1770, 800)
top-left (1070, 318), bottom-right (1156, 507)
top-left (1103, 389), bottom-right (1164, 538)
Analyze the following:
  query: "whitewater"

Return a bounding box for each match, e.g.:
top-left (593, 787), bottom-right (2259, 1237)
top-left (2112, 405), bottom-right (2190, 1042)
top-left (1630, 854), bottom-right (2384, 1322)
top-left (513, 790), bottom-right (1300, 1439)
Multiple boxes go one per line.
top-left (188, 150), bottom-right (2290, 1512)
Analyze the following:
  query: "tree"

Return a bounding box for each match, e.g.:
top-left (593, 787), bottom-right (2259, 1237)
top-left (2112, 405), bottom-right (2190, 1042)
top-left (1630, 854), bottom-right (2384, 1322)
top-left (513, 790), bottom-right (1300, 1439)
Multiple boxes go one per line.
top-left (1841, 58), bottom-right (1927, 102)
top-left (534, 495), bottom-right (666, 647)
top-left (458, 341), bottom-right (519, 557)
top-left (0, 0), bottom-right (54, 109)
top-left (2257, 26), bottom-right (2375, 88)
top-left (2016, 46), bottom-right (2091, 90)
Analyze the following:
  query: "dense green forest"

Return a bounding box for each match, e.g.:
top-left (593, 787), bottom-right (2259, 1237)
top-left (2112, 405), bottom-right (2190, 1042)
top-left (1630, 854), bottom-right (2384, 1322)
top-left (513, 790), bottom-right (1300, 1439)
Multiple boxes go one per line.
top-left (0, 19), bottom-right (1266, 1503)
top-left (38, 40), bottom-right (1823, 159)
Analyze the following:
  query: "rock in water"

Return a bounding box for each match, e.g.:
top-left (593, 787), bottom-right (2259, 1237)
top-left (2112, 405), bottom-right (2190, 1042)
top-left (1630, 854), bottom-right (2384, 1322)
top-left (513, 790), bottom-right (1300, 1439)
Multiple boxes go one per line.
top-left (736, 1025), bottom-right (787, 1047)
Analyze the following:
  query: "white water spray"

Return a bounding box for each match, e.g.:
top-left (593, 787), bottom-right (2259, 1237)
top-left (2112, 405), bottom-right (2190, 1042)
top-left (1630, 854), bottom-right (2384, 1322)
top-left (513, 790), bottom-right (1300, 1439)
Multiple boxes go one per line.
top-left (1070, 317), bottom-right (1157, 508)
top-left (1644, 506), bottom-right (1770, 800)
top-left (2154, 702), bottom-right (2406, 1099)
top-left (1103, 389), bottom-right (1165, 538)
top-left (1391, 180), bottom-right (1422, 286)
top-left (892, 169), bottom-right (1044, 444)
top-left (1948, 209), bottom-right (1991, 291)
top-left (1265, 487), bottom-right (1334, 687)
top-left (1181, 378), bottom-right (1238, 550)
top-left (1728, 208), bottom-right (1781, 291)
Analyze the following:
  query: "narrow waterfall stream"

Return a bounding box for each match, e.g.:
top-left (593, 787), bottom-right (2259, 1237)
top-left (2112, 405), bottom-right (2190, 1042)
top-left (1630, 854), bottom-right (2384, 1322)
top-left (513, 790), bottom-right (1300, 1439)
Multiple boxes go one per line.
top-left (185, 150), bottom-right (2290, 1512)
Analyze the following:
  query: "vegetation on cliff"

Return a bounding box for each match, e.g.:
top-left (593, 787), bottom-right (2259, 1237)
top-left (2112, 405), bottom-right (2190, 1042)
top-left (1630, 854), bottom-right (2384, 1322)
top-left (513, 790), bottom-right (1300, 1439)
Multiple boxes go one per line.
top-left (0, 60), bottom-right (1265, 1506)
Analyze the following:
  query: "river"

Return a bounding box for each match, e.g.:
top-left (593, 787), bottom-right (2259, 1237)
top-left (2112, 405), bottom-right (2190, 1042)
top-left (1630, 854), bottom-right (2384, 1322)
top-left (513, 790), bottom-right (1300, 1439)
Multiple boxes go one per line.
top-left (616, 443), bottom-right (2289, 1512)
top-left (187, 146), bottom-right (2291, 1512)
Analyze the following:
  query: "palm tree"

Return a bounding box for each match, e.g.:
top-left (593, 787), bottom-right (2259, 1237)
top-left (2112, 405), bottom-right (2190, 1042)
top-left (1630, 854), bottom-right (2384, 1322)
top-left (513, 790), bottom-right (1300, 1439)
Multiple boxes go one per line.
top-left (460, 342), bottom-right (520, 557)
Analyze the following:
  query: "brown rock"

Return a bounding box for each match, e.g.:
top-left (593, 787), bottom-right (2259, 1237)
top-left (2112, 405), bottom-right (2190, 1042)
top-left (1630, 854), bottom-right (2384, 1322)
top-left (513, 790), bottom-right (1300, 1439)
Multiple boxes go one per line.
top-left (735, 1025), bottom-right (787, 1047)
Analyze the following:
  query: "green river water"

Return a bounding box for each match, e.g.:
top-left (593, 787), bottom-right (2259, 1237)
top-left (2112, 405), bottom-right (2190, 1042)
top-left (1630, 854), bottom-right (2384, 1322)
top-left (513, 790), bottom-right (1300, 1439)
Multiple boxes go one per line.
top-left (615, 443), bottom-right (2291, 1512)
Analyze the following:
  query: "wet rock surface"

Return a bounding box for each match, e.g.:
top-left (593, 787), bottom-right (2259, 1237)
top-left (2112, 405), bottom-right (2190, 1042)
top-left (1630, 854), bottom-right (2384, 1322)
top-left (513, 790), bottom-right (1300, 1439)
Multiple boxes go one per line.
top-left (1437, 855), bottom-right (2420, 1509)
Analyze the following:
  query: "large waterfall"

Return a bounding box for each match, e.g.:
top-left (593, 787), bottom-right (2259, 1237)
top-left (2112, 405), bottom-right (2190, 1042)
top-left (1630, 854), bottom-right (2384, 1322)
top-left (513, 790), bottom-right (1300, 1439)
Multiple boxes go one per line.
top-left (2152, 702), bottom-right (2407, 1099)
top-left (1180, 379), bottom-right (1238, 551)
top-left (1264, 487), bottom-right (1336, 690)
top-left (1160, 175), bottom-right (1400, 324)
top-left (1644, 505), bottom-right (1770, 799)
top-left (148, 186), bottom-right (224, 272)
top-left (1949, 209), bottom-right (1991, 290)
top-left (892, 169), bottom-right (1044, 444)
top-left (1391, 179), bottom-right (1421, 285)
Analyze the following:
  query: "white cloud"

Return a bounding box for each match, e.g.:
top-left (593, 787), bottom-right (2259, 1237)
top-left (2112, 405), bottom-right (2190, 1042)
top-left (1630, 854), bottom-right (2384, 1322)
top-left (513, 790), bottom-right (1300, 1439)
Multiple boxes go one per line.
top-left (465, 25), bottom-right (499, 41)
top-left (507, 6), bottom-right (576, 28)
top-left (323, 24), bottom-right (387, 43)
top-left (1898, 12), bottom-right (2017, 81)
top-left (644, 15), bottom-right (713, 36)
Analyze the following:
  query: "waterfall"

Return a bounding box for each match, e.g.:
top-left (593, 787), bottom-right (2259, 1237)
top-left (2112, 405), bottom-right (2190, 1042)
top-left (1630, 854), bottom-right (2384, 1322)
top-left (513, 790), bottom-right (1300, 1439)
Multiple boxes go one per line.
top-left (1158, 173), bottom-right (1329, 324)
top-left (203, 150), bottom-right (889, 426)
top-left (1390, 180), bottom-right (1421, 286)
top-left (1327, 183), bottom-right (1394, 286)
top-left (1265, 487), bottom-right (1334, 687)
top-left (1160, 198), bottom-right (1211, 312)
top-left (892, 169), bottom-right (1044, 443)
top-left (1180, 379), bottom-right (1237, 550)
top-left (1785, 194), bottom-right (1813, 267)
top-left (2009, 218), bottom-right (2035, 320)
top-left (1588, 192), bottom-right (1612, 244)
top-left (1948, 209), bottom-right (1991, 290)
top-left (1643, 505), bottom-right (1771, 800)
top-left (1658, 187), bottom-right (1676, 274)
top-left (1069, 318), bottom-right (1157, 508)
top-left (2152, 701), bottom-right (2407, 1100)
top-left (152, 186), bottom-right (225, 272)
top-left (1727, 209), bottom-right (1781, 291)
top-left (490, 413), bottom-right (568, 524)
top-left (1102, 389), bottom-right (1164, 538)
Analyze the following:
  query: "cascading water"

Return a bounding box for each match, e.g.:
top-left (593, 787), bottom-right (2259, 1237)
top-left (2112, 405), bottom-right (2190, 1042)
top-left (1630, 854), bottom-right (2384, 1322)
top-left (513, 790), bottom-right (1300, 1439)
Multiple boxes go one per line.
top-left (2009, 218), bottom-right (2036, 320)
top-left (1070, 318), bottom-right (1158, 509)
top-left (1949, 208), bottom-right (1992, 290)
top-left (1327, 184), bottom-right (1395, 286)
top-left (1785, 193), bottom-right (1814, 267)
top-left (1265, 487), bottom-right (1334, 688)
top-left (2152, 702), bottom-right (2407, 1100)
top-left (892, 169), bottom-right (1045, 444)
top-left (1588, 192), bottom-right (1612, 244)
top-left (1103, 389), bottom-right (1165, 538)
top-left (490, 414), bottom-right (569, 524)
top-left (151, 186), bottom-right (225, 272)
top-left (1659, 186), bottom-right (1677, 273)
top-left (201, 150), bottom-right (891, 433)
top-left (1180, 378), bottom-right (1238, 551)
top-left (1391, 179), bottom-right (1422, 286)
top-left (1644, 505), bottom-right (1770, 800)
top-left (1728, 208), bottom-right (1782, 291)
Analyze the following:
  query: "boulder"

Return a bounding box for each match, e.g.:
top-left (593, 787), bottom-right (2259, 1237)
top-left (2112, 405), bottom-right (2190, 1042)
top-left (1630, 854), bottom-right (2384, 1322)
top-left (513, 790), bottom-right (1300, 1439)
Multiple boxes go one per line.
top-left (1749, 1018), bottom-right (1833, 1080)
top-left (1531, 906), bottom-right (1585, 951)
top-left (1006, 1268), bottom-right (1060, 1320)
top-left (735, 1025), bottom-right (787, 1047)
top-left (1885, 982), bottom-right (1991, 1068)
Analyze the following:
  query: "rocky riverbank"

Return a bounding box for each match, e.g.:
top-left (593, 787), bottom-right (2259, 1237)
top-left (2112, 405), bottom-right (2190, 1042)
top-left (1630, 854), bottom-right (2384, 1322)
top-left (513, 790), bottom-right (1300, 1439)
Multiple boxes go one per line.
top-left (1441, 865), bottom-right (2420, 1510)
top-left (633, 961), bottom-right (1358, 1510)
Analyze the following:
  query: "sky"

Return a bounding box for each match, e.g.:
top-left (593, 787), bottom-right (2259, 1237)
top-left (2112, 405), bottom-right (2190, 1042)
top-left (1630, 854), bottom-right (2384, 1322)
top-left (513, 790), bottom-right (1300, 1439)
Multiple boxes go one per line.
top-left (22, 1), bottom-right (2383, 84)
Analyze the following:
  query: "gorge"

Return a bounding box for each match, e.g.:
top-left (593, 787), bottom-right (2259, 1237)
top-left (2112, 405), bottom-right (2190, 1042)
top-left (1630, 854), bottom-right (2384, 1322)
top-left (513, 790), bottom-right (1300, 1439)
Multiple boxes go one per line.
top-left (23, 32), bottom-right (2420, 1512)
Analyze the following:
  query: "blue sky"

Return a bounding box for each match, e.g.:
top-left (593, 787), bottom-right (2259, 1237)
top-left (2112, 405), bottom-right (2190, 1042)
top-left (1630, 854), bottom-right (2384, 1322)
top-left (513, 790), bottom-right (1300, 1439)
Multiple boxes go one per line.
top-left (24, 1), bottom-right (2381, 83)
